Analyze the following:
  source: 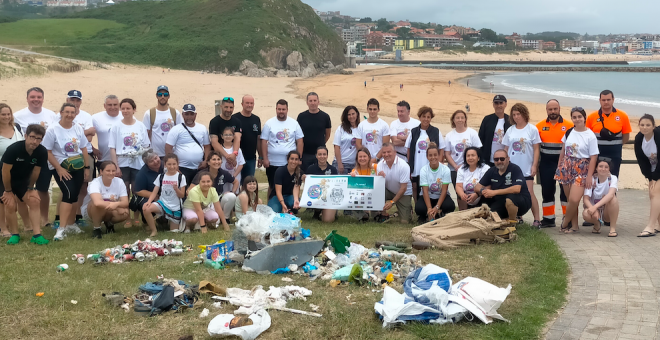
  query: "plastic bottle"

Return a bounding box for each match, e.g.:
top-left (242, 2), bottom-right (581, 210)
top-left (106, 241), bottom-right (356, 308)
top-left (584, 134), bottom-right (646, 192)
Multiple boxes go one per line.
top-left (204, 259), bottom-right (224, 270)
top-left (135, 252), bottom-right (145, 261)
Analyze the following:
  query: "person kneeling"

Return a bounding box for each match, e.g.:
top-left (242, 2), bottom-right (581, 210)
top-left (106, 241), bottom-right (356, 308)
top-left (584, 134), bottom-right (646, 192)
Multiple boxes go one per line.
top-left (81, 162), bottom-right (129, 239)
top-left (583, 160), bottom-right (619, 237)
top-left (267, 151), bottom-right (302, 214)
top-left (415, 143), bottom-right (455, 224)
top-left (182, 171), bottom-right (230, 233)
top-left (474, 149), bottom-right (532, 223)
top-left (305, 146), bottom-right (338, 222)
top-left (376, 143), bottom-right (412, 224)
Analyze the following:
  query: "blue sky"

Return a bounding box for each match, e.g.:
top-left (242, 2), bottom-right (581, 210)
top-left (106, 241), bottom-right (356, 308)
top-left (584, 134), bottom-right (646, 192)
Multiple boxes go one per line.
top-left (301, 0), bottom-right (657, 35)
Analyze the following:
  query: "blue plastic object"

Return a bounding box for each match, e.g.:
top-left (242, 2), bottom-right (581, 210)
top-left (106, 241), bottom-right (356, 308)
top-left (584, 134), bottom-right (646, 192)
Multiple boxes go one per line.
top-left (301, 228), bottom-right (311, 239)
top-left (271, 267), bottom-right (291, 274)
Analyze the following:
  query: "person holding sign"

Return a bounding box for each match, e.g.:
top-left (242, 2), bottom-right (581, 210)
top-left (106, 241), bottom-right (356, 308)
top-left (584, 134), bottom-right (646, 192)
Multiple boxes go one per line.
top-left (305, 146), bottom-right (338, 222)
top-left (415, 142), bottom-right (455, 224)
top-left (267, 150), bottom-right (302, 214)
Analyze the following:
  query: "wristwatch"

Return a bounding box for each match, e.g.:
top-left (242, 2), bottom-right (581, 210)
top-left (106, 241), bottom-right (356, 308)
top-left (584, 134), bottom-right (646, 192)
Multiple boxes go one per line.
top-left (27, 187), bottom-right (36, 191)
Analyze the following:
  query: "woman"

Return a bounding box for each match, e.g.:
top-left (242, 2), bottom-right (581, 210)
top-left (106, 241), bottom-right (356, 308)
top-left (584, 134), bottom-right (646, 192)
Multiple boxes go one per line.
top-left (45, 103), bottom-right (91, 241)
top-left (444, 109), bottom-right (482, 190)
top-left (183, 171), bottom-right (230, 232)
top-left (305, 146), bottom-right (338, 222)
top-left (554, 107), bottom-right (599, 234)
top-left (582, 160), bottom-right (619, 237)
top-left (455, 147), bottom-right (491, 210)
top-left (406, 106), bottom-right (444, 199)
top-left (350, 147), bottom-right (376, 222)
top-left (502, 103), bottom-right (541, 226)
top-left (415, 143), bottom-right (455, 224)
top-left (333, 105), bottom-right (360, 174)
top-left (0, 104), bottom-right (27, 237)
top-left (80, 161), bottom-right (129, 238)
top-left (268, 151), bottom-right (302, 214)
top-left (235, 176), bottom-right (262, 220)
top-left (220, 127), bottom-right (244, 193)
top-left (188, 151), bottom-right (239, 223)
top-left (110, 98), bottom-right (150, 227)
top-left (634, 114), bottom-right (660, 237)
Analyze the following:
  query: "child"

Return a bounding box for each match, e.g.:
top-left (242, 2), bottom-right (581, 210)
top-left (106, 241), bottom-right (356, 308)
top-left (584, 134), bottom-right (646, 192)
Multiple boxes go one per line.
top-left (220, 127), bottom-right (245, 193)
top-left (142, 153), bottom-right (187, 236)
top-left (182, 171), bottom-right (230, 233)
top-left (583, 160), bottom-right (619, 237)
top-left (235, 176), bottom-right (262, 220)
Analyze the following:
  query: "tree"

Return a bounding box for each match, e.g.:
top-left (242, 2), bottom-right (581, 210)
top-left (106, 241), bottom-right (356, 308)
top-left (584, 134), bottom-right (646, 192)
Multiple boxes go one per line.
top-left (376, 18), bottom-right (392, 32)
top-left (330, 16), bottom-right (344, 24)
top-left (480, 28), bottom-right (498, 42)
top-left (397, 27), bottom-right (413, 39)
top-left (359, 17), bottom-right (372, 23)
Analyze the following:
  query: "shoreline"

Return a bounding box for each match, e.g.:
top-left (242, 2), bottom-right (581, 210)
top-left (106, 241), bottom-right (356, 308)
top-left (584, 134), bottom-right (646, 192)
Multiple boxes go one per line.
top-left (364, 60), bottom-right (630, 65)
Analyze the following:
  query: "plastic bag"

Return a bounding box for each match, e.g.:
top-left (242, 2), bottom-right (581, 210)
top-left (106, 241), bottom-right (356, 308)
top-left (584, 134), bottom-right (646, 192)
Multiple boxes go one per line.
top-left (325, 230), bottom-right (350, 254)
top-left (346, 243), bottom-right (367, 264)
top-left (374, 286), bottom-right (446, 328)
top-left (331, 265), bottom-right (354, 281)
top-left (450, 277), bottom-right (511, 323)
top-left (207, 310), bottom-right (271, 339)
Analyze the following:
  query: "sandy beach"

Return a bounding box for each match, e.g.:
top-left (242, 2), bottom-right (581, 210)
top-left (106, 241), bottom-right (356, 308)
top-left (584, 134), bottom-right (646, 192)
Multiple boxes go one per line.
top-left (0, 62), bottom-right (646, 189)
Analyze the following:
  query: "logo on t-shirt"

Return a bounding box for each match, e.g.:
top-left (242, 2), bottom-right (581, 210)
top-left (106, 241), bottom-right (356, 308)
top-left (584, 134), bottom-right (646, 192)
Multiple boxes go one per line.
top-left (429, 178), bottom-right (441, 194)
top-left (123, 133), bottom-right (139, 149)
top-left (350, 137), bottom-right (356, 147)
top-left (31, 158), bottom-right (37, 164)
top-left (64, 138), bottom-right (80, 153)
top-left (417, 138), bottom-right (429, 152)
top-left (253, 124), bottom-right (258, 132)
top-left (566, 143), bottom-right (578, 157)
top-left (218, 175), bottom-right (225, 186)
top-left (651, 153), bottom-right (657, 168)
top-left (225, 162), bottom-right (234, 170)
top-left (561, 126), bottom-right (567, 131)
top-left (160, 118), bottom-right (173, 134)
top-left (275, 129), bottom-right (290, 142)
top-left (455, 139), bottom-right (468, 154)
top-left (465, 179), bottom-right (478, 194)
top-left (615, 116), bottom-right (620, 121)
top-left (397, 129), bottom-right (409, 138)
top-left (365, 130), bottom-right (379, 143)
top-left (511, 138), bottom-right (526, 155)
top-left (493, 129), bottom-right (504, 143)
top-left (505, 172), bottom-right (512, 185)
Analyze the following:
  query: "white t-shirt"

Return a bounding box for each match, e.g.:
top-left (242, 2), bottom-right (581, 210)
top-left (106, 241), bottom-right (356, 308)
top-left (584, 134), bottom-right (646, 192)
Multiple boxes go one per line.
top-left (490, 118), bottom-right (506, 163)
top-left (154, 172), bottom-right (187, 211)
top-left (419, 163), bottom-right (452, 199)
top-left (377, 156), bottom-right (412, 196)
top-left (81, 177), bottom-right (128, 215)
top-left (562, 129), bottom-right (599, 159)
top-left (502, 123), bottom-right (541, 177)
top-left (165, 123), bottom-right (210, 169)
top-left (261, 117), bottom-right (304, 167)
top-left (57, 110), bottom-right (94, 132)
top-left (0, 125), bottom-right (24, 158)
top-left (456, 163), bottom-right (491, 205)
top-left (142, 108), bottom-right (183, 157)
top-left (390, 118), bottom-right (420, 159)
top-left (642, 136), bottom-right (658, 172)
top-left (14, 107), bottom-right (57, 133)
top-left (357, 118), bottom-right (390, 159)
top-left (42, 122), bottom-right (90, 170)
top-left (332, 126), bottom-right (358, 164)
top-left (584, 175), bottom-right (618, 205)
top-left (108, 120), bottom-right (151, 170)
top-left (444, 128), bottom-right (482, 171)
top-left (404, 129), bottom-right (429, 177)
top-left (221, 145), bottom-right (245, 192)
top-left (92, 111), bottom-right (123, 161)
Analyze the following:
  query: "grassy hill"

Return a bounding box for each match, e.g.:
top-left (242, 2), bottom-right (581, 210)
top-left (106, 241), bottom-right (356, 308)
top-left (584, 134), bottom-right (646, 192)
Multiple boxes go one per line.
top-left (20, 0), bottom-right (345, 71)
top-left (0, 18), bottom-right (124, 45)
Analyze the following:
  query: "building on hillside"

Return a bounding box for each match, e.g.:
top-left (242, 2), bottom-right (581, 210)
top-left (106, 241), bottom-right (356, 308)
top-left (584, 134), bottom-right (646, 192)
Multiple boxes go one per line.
top-left (394, 38), bottom-right (425, 50)
top-left (396, 20), bottom-right (411, 28)
top-left (581, 41), bottom-right (600, 49)
top-left (366, 32), bottom-right (398, 47)
top-left (46, 0), bottom-right (86, 6)
top-left (520, 40), bottom-right (541, 49)
top-left (416, 34), bottom-right (462, 47)
top-left (424, 28), bottom-right (436, 34)
top-left (541, 41), bottom-right (557, 50)
top-left (342, 25), bottom-right (371, 43)
top-left (627, 39), bottom-right (644, 51)
top-left (560, 39), bottom-right (580, 49)
top-left (443, 25), bottom-right (479, 38)
top-left (473, 41), bottom-right (497, 48)
top-left (505, 33), bottom-right (522, 46)
top-left (643, 41), bottom-right (653, 50)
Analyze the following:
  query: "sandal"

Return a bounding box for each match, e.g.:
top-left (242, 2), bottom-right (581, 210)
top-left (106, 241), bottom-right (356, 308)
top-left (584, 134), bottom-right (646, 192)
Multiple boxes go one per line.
top-left (638, 231), bottom-right (656, 238)
top-left (592, 225), bottom-right (601, 234)
top-left (564, 229), bottom-right (580, 234)
top-left (608, 231), bottom-right (618, 237)
top-left (532, 220), bottom-right (541, 228)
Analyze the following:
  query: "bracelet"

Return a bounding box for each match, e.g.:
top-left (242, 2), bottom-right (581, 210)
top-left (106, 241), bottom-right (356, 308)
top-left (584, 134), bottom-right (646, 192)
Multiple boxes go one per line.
top-left (200, 224), bottom-right (206, 228)
top-left (4, 190), bottom-right (11, 193)
top-left (84, 166), bottom-right (90, 169)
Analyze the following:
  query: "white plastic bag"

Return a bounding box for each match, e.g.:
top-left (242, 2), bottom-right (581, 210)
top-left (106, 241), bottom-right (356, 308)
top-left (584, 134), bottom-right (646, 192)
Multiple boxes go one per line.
top-left (450, 277), bottom-right (511, 323)
top-left (207, 310), bottom-right (271, 339)
top-left (374, 286), bottom-right (448, 328)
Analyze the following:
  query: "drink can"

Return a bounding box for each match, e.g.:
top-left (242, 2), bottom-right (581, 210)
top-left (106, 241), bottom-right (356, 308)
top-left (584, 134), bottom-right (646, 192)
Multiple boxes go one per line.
top-left (135, 252), bottom-right (145, 261)
top-left (87, 254), bottom-right (100, 261)
top-left (155, 248), bottom-right (164, 257)
top-left (72, 254), bottom-right (83, 261)
top-left (56, 264), bottom-right (68, 272)
top-left (170, 248), bottom-right (183, 255)
top-left (123, 254), bottom-right (134, 261)
top-left (162, 249), bottom-right (170, 256)
top-left (76, 256), bottom-right (85, 265)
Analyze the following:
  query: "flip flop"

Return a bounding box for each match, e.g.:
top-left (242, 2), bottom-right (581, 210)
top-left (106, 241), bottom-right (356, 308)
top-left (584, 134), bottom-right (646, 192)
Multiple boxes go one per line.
top-left (592, 225), bottom-right (601, 234)
top-left (638, 231), bottom-right (656, 237)
top-left (564, 229), bottom-right (580, 234)
top-left (654, 229), bottom-right (660, 234)
top-left (608, 231), bottom-right (618, 237)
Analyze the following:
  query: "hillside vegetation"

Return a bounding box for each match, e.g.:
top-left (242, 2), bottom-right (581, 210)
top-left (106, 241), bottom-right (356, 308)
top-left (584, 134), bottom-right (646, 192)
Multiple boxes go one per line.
top-left (0, 18), bottom-right (124, 45)
top-left (28, 0), bottom-right (345, 71)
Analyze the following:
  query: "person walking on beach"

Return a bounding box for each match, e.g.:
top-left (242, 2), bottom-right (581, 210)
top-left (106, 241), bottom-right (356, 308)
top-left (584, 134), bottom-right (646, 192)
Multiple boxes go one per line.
top-left (585, 90), bottom-right (631, 177)
top-left (536, 99), bottom-right (573, 228)
top-left (297, 92), bottom-right (331, 172)
top-left (356, 98), bottom-right (390, 164)
top-left (364, 81), bottom-right (367, 88)
top-left (210, 97), bottom-right (242, 169)
top-left (478, 95), bottom-right (511, 166)
top-left (448, 80), bottom-right (451, 87)
top-left (143, 85), bottom-right (183, 159)
top-left (390, 100), bottom-right (420, 162)
top-left (231, 95), bottom-right (261, 179)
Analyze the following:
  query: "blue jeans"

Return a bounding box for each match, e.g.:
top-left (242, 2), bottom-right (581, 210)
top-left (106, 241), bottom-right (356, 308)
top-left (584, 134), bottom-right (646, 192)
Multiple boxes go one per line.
top-left (331, 160), bottom-right (355, 175)
top-left (267, 195), bottom-right (295, 213)
top-left (241, 159), bottom-right (257, 181)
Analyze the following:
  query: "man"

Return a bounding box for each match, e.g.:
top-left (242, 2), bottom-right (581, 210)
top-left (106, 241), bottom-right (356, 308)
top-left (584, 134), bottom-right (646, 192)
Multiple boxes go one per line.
top-left (261, 99), bottom-right (303, 196)
top-left (209, 97), bottom-right (242, 167)
top-left (586, 90), bottom-right (632, 177)
top-left (231, 95), bottom-right (261, 179)
top-left (14, 87), bottom-right (57, 227)
top-left (389, 100), bottom-right (420, 161)
top-left (377, 143), bottom-right (412, 224)
top-left (1, 125), bottom-right (49, 245)
top-left (536, 99), bottom-right (573, 227)
top-left (165, 104), bottom-right (211, 185)
top-left (474, 149), bottom-right (532, 221)
top-left (142, 85), bottom-right (183, 158)
top-left (356, 98), bottom-right (390, 164)
top-left (297, 92), bottom-right (331, 172)
top-left (478, 95), bottom-right (511, 165)
top-left (92, 95), bottom-right (123, 164)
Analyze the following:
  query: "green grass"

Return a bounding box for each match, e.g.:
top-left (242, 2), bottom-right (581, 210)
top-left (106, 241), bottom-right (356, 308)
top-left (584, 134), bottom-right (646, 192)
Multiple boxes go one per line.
top-left (0, 188), bottom-right (568, 339)
top-left (0, 18), bottom-right (124, 46)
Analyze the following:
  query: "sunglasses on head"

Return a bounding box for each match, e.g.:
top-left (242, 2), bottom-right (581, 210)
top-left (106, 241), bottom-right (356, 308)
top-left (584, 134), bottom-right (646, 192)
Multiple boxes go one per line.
top-left (571, 106), bottom-right (584, 113)
top-left (223, 97), bottom-right (234, 103)
top-left (156, 92), bottom-right (170, 97)
top-left (493, 157), bottom-right (506, 162)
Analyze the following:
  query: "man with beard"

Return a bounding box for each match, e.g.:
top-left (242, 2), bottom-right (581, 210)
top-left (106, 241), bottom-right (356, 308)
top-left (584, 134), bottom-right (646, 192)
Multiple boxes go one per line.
top-left (143, 85), bottom-right (183, 159)
top-left (209, 97), bottom-right (242, 168)
top-left (535, 99), bottom-right (573, 228)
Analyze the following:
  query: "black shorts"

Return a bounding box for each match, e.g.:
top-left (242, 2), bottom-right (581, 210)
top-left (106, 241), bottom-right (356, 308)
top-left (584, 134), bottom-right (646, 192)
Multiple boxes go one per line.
top-left (36, 166), bottom-right (52, 192)
top-left (0, 179), bottom-right (28, 203)
top-left (266, 165), bottom-right (281, 189)
top-left (525, 176), bottom-right (534, 181)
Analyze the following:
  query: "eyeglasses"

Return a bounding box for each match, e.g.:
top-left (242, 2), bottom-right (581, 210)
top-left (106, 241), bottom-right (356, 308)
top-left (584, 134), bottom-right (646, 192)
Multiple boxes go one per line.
top-left (222, 97), bottom-right (234, 103)
top-left (493, 157), bottom-right (506, 162)
top-left (156, 92), bottom-right (170, 97)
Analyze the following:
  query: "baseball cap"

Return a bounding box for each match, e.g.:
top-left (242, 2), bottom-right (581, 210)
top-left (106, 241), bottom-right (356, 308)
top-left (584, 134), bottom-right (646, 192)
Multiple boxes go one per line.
top-left (182, 104), bottom-right (196, 113)
top-left (493, 95), bottom-right (507, 102)
top-left (156, 85), bottom-right (169, 92)
top-left (67, 90), bottom-right (82, 99)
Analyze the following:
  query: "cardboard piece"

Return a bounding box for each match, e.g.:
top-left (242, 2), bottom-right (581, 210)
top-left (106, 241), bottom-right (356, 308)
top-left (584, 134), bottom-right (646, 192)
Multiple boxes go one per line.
top-left (243, 239), bottom-right (325, 272)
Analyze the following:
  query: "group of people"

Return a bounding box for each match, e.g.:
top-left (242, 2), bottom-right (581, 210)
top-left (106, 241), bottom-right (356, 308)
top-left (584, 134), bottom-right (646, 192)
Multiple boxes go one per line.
top-left (0, 84), bottom-right (656, 245)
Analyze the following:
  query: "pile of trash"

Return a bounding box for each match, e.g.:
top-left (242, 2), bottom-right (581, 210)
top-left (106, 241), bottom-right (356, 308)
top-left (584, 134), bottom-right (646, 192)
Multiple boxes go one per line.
top-left (103, 278), bottom-right (199, 316)
top-left (73, 239), bottom-right (191, 265)
top-left (234, 205), bottom-right (302, 248)
top-left (196, 240), bottom-right (236, 269)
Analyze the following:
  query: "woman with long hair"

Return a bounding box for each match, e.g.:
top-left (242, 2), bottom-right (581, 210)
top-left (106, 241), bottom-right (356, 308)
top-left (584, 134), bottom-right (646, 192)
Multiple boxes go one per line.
top-left (444, 109), bottom-right (482, 193)
top-left (455, 147), bottom-right (491, 210)
top-left (582, 160), bottom-right (619, 237)
top-left (0, 104), bottom-right (26, 237)
top-left (235, 176), bottom-right (262, 219)
top-left (406, 106), bottom-right (444, 198)
top-left (333, 105), bottom-right (360, 174)
top-left (268, 150), bottom-right (302, 214)
top-left (634, 114), bottom-right (660, 237)
top-left (188, 151), bottom-right (239, 223)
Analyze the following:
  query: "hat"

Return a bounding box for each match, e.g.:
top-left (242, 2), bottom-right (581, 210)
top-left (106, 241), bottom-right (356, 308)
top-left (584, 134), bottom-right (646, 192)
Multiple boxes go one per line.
top-left (493, 95), bottom-right (507, 102)
top-left (156, 85), bottom-right (169, 92)
top-left (67, 90), bottom-right (82, 99)
top-left (182, 104), bottom-right (196, 113)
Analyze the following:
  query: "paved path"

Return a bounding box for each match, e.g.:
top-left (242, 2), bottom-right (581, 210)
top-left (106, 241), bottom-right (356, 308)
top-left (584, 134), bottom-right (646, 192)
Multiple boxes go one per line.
top-left (525, 185), bottom-right (660, 340)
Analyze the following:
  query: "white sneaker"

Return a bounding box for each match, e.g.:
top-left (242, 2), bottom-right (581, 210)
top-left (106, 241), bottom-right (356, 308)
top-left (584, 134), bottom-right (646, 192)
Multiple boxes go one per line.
top-left (53, 228), bottom-right (66, 241)
top-left (65, 224), bottom-right (83, 234)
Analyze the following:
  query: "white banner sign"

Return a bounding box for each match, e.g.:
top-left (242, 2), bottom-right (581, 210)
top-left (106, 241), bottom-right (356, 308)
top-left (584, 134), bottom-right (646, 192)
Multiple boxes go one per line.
top-left (300, 175), bottom-right (386, 211)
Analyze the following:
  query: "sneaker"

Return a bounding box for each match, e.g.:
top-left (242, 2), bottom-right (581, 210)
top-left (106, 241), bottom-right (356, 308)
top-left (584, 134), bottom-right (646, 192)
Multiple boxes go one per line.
top-left (540, 219), bottom-right (556, 228)
top-left (53, 228), bottom-right (66, 241)
top-left (7, 235), bottom-right (20, 245)
top-left (105, 222), bottom-right (115, 234)
top-left (75, 219), bottom-right (89, 227)
top-left (30, 235), bottom-right (49, 245)
top-left (92, 228), bottom-right (103, 239)
top-left (532, 220), bottom-right (541, 229)
top-left (582, 221), bottom-right (594, 227)
top-left (65, 224), bottom-right (83, 234)
top-left (183, 229), bottom-right (191, 234)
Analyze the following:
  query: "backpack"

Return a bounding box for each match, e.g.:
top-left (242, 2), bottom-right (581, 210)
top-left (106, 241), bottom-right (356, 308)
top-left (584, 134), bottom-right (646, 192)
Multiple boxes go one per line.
top-left (150, 107), bottom-right (177, 130)
top-left (14, 123), bottom-right (22, 137)
top-left (158, 171), bottom-right (184, 211)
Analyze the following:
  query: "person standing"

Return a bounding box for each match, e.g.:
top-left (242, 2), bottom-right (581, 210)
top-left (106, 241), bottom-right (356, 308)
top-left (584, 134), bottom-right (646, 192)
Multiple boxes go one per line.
top-left (92, 95), bottom-right (123, 164)
top-left (297, 92), bottom-right (332, 172)
top-left (356, 98), bottom-right (390, 164)
top-left (0, 104), bottom-right (26, 237)
top-left (332, 105), bottom-right (360, 174)
top-left (478, 95), bottom-right (511, 165)
top-left (142, 85), bottom-right (183, 158)
top-left (165, 104), bottom-right (210, 185)
top-left (14, 87), bottom-right (57, 227)
top-left (209, 97), bottom-right (242, 168)
top-left (390, 100), bottom-right (420, 161)
top-left (585, 90), bottom-right (632, 177)
top-left (536, 99), bottom-right (573, 227)
top-left (444, 110), bottom-right (482, 190)
top-left (406, 106), bottom-right (444, 198)
top-left (633, 114), bottom-right (660, 237)
top-left (376, 143), bottom-right (412, 224)
top-left (231, 95), bottom-right (261, 179)
top-left (261, 99), bottom-right (303, 196)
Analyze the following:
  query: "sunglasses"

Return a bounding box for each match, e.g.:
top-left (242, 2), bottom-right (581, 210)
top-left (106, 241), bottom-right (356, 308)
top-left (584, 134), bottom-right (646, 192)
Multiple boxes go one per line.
top-left (493, 157), bottom-right (507, 162)
top-left (156, 92), bottom-right (170, 97)
top-left (223, 97), bottom-right (234, 103)
top-left (571, 106), bottom-right (584, 113)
